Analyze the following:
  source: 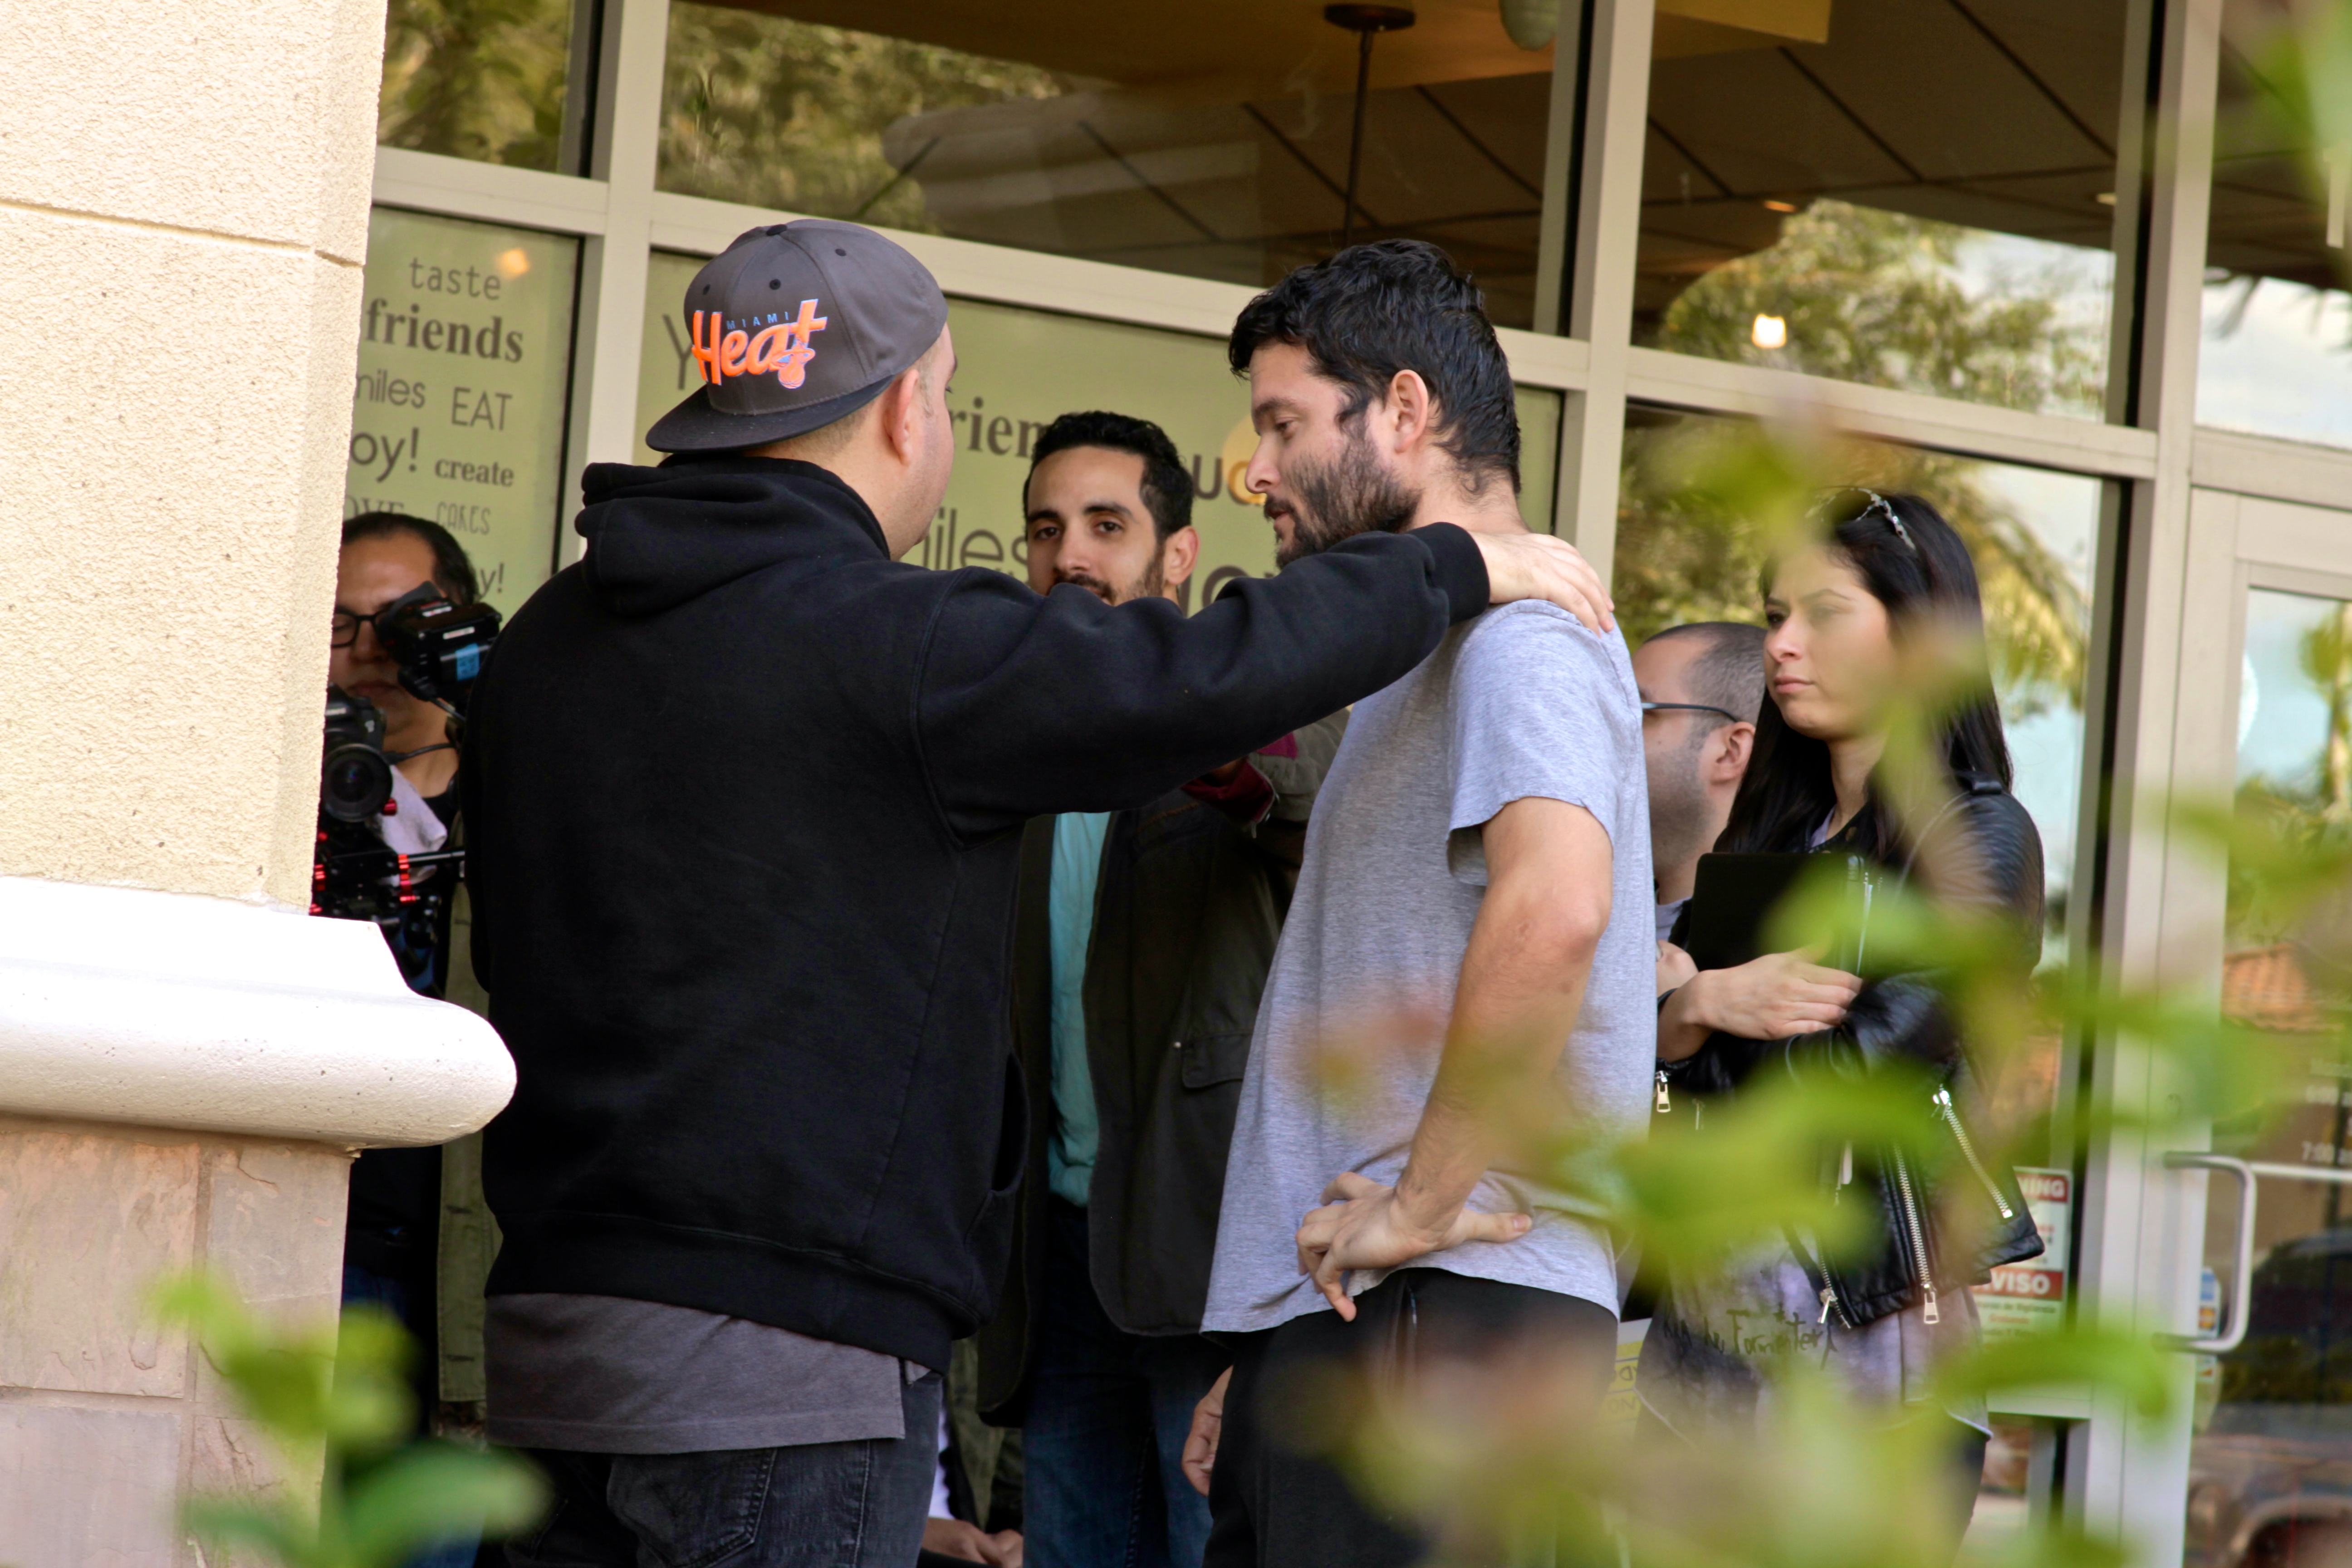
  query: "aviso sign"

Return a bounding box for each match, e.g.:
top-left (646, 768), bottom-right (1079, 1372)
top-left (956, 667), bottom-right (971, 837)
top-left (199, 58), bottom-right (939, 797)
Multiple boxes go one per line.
top-left (346, 208), bottom-right (580, 617)
top-left (639, 251), bottom-right (1562, 603)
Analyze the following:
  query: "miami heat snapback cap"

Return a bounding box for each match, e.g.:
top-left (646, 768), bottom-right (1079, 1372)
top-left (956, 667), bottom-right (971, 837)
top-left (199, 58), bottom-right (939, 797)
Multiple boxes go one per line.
top-left (645, 219), bottom-right (949, 454)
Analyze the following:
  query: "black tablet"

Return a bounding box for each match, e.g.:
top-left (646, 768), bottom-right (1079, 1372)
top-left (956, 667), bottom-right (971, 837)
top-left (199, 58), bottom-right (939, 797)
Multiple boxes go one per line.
top-left (1682, 852), bottom-right (1832, 973)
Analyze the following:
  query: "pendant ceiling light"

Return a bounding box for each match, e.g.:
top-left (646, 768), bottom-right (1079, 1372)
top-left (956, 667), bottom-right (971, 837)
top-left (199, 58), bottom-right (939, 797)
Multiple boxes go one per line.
top-left (1323, 3), bottom-right (1416, 251)
top-left (1499, 0), bottom-right (1559, 49)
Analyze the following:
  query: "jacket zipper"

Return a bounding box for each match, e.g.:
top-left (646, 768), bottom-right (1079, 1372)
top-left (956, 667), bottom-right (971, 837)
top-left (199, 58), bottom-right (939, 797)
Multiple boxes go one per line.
top-left (1856, 871), bottom-right (1874, 972)
top-left (1890, 1150), bottom-right (1939, 1325)
top-left (1817, 1283), bottom-right (1853, 1328)
top-left (1656, 1068), bottom-right (1671, 1113)
top-left (1932, 1085), bottom-right (2014, 1219)
top-left (1788, 1227), bottom-right (1853, 1328)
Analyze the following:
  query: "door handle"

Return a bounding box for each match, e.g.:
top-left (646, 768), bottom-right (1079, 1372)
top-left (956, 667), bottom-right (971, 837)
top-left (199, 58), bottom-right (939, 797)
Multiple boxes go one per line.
top-left (2161, 1152), bottom-right (2256, 1354)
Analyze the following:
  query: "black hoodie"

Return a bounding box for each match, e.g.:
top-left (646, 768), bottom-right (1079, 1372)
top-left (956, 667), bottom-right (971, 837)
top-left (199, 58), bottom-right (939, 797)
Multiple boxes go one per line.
top-left (463, 455), bottom-right (1493, 1370)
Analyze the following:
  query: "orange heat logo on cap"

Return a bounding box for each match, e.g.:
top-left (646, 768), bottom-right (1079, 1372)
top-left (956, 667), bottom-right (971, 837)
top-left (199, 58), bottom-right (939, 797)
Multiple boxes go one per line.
top-left (692, 299), bottom-right (827, 390)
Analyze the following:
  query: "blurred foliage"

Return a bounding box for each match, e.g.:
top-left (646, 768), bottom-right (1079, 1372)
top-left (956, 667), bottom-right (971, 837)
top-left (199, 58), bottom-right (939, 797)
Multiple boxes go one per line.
top-left (1615, 417), bottom-right (2091, 717)
top-left (2302, 604), bottom-right (2352, 821)
top-left (155, 1275), bottom-right (542, 1568)
top-left (1650, 201), bottom-right (2108, 420)
top-left (2228, 0), bottom-right (2352, 295)
top-left (657, 5), bottom-right (1062, 228)
top-left (1623, 199), bottom-right (2106, 718)
top-left (378, 0), bottom-right (573, 172)
top-left (1304, 790), bottom-right (2325, 1568)
top-left (1309, 409), bottom-right (2352, 1568)
top-left (352, 9), bottom-right (2352, 1565)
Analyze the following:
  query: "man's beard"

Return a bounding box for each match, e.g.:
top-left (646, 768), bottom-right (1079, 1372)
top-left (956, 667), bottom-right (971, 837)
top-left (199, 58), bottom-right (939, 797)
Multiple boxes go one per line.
top-left (1057, 546), bottom-right (1167, 606)
top-left (1646, 726), bottom-right (1720, 872)
top-left (1267, 428), bottom-right (1421, 567)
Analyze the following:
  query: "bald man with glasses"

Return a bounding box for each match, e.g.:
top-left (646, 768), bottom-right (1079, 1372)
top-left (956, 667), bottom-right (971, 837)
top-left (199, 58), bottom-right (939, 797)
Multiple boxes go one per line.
top-left (1631, 622), bottom-right (1767, 991)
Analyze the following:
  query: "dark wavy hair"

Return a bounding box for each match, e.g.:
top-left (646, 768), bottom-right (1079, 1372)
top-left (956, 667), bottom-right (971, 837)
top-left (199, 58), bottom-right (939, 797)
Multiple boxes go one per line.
top-left (1024, 410), bottom-right (1192, 539)
top-left (342, 511), bottom-right (480, 604)
top-left (1226, 240), bottom-right (1520, 495)
top-left (1717, 490), bottom-right (2012, 863)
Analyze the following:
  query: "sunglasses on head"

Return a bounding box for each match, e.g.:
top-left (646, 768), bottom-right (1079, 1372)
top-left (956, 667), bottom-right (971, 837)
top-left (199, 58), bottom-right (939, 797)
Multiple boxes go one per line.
top-left (1819, 486), bottom-right (1917, 554)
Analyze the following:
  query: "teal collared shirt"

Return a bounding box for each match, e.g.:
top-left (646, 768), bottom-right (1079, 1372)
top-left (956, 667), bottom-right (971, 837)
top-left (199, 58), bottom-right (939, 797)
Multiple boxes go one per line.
top-left (1046, 812), bottom-right (1112, 1209)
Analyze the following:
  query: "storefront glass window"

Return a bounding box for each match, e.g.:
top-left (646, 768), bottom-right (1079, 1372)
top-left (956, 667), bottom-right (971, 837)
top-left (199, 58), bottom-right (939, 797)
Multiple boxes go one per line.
top-left (2197, 7), bottom-right (2352, 451)
top-left (1636, 0), bottom-right (2125, 420)
top-left (655, 1), bottom-right (1562, 328)
top-left (377, 0), bottom-right (584, 172)
top-left (635, 254), bottom-right (1562, 591)
top-left (348, 208), bottom-right (582, 616)
top-left (1618, 409), bottom-right (2099, 1145)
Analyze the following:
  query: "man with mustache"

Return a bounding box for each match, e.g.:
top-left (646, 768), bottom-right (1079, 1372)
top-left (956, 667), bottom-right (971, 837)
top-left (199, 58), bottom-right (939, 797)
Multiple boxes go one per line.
top-left (1183, 242), bottom-right (1655, 1567)
top-left (981, 411), bottom-right (1346, 1568)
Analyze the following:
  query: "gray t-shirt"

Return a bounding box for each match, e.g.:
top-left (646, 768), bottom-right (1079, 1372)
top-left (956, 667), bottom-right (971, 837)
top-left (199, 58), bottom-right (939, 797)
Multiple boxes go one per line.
top-left (485, 1294), bottom-right (921, 1453)
top-left (1201, 601), bottom-right (1655, 1334)
top-left (1656, 896), bottom-right (1688, 944)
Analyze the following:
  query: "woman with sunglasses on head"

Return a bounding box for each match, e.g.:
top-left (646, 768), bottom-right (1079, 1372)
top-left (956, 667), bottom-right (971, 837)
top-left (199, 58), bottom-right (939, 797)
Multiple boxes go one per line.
top-left (1637, 490), bottom-right (2047, 1562)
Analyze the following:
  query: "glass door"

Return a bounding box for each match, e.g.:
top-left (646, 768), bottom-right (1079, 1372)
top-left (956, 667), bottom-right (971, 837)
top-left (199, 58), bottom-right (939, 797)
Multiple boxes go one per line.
top-left (2180, 514), bottom-right (2352, 1568)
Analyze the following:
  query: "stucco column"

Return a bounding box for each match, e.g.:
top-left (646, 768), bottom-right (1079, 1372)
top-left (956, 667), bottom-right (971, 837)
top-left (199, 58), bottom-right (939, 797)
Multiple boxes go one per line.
top-left (0, 0), bottom-right (512, 1562)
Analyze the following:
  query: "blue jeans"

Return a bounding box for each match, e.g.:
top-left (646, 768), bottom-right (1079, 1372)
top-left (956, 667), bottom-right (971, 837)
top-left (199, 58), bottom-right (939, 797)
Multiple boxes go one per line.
top-left (505, 1371), bottom-right (941, 1568)
top-left (1027, 1200), bottom-right (1226, 1568)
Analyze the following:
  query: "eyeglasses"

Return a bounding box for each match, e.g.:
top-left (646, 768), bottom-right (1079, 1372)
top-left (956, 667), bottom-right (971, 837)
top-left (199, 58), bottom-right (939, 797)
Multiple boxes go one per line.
top-left (1642, 700), bottom-right (1740, 723)
top-left (329, 607), bottom-right (391, 649)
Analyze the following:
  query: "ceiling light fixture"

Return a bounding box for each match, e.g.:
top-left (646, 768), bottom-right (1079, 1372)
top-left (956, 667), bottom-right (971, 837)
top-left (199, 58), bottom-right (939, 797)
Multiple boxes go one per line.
top-left (1500, 0), bottom-right (1559, 49)
top-left (1763, 199), bottom-right (1798, 214)
top-left (1751, 314), bottom-right (1788, 350)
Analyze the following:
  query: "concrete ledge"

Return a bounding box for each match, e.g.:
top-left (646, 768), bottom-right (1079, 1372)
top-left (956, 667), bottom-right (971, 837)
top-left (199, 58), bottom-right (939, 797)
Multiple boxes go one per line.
top-left (0, 877), bottom-right (513, 1147)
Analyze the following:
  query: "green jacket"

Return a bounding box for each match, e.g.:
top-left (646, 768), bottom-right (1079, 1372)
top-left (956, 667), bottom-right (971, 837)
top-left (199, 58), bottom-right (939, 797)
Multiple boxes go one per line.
top-left (976, 713), bottom-right (1346, 1422)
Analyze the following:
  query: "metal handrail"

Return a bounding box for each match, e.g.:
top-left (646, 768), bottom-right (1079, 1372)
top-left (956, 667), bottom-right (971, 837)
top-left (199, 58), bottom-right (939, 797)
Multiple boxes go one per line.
top-left (2243, 1160), bottom-right (2352, 1186)
top-left (2161, 1152), bottom-right (2257, 1354)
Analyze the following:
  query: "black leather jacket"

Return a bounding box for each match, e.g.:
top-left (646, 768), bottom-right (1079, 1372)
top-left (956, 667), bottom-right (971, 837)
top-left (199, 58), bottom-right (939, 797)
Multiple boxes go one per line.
top-left (1659, 773), bottom-right (2048, 1328)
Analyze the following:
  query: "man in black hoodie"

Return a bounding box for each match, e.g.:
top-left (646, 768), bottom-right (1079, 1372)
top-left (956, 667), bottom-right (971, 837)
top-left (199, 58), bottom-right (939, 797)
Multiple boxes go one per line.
top-left (464, 220), bottom-right (1611, 1568)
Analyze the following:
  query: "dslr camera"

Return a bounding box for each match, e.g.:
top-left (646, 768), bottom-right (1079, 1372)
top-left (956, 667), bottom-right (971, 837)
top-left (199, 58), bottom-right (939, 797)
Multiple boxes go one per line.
top-left (313, 584), bottom-right (501, 951)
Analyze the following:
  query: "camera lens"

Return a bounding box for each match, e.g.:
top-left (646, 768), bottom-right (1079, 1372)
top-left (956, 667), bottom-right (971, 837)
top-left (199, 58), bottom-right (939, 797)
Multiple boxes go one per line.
top-left (322, 741), bottom-right (394, 823)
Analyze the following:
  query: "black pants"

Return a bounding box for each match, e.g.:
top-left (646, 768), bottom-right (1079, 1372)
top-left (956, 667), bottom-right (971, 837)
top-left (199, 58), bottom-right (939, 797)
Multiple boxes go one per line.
top-left (1205, 1271), bottom-right (1617, 1568)
top-left (1943, 1423), bottom-right (1991, 1560)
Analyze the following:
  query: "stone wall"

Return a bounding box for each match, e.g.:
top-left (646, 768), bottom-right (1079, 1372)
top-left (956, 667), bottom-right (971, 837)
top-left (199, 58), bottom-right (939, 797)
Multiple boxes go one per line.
top-left (0, 1120), bottom-right (348, 1563)
top-left (0, 0), bottom-right (387, 909)
top-left (0, 0), bottom-right (514, 1561)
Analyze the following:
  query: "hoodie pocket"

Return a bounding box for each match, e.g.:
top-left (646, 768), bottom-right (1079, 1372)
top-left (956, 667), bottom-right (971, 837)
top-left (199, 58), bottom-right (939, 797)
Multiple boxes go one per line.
top-left (965, 1051), bottom-right (1030, 1248)
top-left (1178, 1030), bottom-right (1253, 1090)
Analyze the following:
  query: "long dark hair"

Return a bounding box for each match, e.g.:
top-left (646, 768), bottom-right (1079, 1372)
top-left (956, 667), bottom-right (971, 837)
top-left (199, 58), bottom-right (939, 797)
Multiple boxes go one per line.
top-left (1717, 490), bottom-right (2013, 863)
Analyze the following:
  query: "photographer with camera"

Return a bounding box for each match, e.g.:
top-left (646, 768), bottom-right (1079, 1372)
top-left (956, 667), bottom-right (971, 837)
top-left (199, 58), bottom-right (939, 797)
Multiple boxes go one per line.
top-left (324, 512), bottom-right (502, 1563)
top-left (330, 514), bottom-right (473, 839)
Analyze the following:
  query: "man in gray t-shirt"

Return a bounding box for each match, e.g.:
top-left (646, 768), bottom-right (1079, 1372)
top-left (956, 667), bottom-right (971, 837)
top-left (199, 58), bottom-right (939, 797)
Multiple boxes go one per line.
top-left (1200, 598), bottom-right (1653, 1334)
top-left (1182, 242), bottom-right (1653, 1568)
